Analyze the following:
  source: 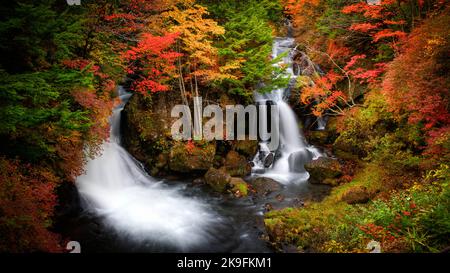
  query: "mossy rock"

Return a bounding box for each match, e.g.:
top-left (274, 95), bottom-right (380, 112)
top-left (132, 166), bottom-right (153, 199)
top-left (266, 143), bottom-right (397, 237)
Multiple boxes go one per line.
top-left (169, 141), bottom-right (216, 173)
top-left (249, 177), bottom-right (282, 196)
top-left (204, 167), bottom-right (231, 192)
top-left (223, 150), bottom-right (252, 177)
top-left (305, 157), bottom-right (343, 185)
top-left (340, 186), bottom-right (371, 204)
top-left (228, 177), bottom-right (249, 197)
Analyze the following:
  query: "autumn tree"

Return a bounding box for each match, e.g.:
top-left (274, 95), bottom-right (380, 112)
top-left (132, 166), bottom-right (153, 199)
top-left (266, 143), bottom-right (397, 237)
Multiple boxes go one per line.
top-left (122, 32), bottom-right (182, 95)
top-left (382, 8), bottom-right (450, 162)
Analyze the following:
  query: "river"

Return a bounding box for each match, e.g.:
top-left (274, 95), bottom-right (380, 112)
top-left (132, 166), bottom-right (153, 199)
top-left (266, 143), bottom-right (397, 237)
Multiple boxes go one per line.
top-left (56, 36), bottom-right (330, 253)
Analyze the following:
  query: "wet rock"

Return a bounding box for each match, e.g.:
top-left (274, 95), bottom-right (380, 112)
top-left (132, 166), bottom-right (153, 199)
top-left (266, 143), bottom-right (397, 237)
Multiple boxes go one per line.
top-left (169, 141), bottom-right (216, 173)
top-left (340, 186), bottom-right (371, 204)
top-left (223, 150), bottom-right (252, 177)
top-left (204, 167), bottom-right (231, 192)
top-left (288, 149), bottom-right (313, 173)
top-left (264, 203), bottom-right (273, 212)
top-left (228, 177), bottom-right (249, 197)
top-left (250, 177), bottom-right (282, 196)
top-left (263, 153), bottom-right (275, 168)
top-left (305, 157), bottom-right (343, 185)
top-left (275, 194), bottom-right (285, 202)
top-left (291, 198), bottom-right (305, 207)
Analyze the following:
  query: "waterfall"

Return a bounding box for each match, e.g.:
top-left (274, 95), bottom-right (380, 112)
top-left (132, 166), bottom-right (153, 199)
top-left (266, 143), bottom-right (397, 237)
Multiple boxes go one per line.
top-left (75, 86), bottom-right (219, 250)
top-left (252, 37), bottom-right (321, 184)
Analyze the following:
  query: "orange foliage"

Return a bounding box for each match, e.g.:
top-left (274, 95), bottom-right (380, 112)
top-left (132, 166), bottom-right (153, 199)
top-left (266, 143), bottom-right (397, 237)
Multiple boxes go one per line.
top-left (283, 0), bottom-right (321, 28)
top-left (342, 0), bottom-right (407, 49)
top-left (382, 9), bottom-right (450, 158)
top-left (122, 32), bottom-right (182, 95)
top-left (0, 158), bottom-right (62, 252)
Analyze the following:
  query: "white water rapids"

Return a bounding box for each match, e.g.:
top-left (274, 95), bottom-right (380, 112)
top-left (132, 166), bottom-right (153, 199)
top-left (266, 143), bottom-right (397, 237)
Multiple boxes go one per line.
top-left (76, 87), bottom-right (219, 250)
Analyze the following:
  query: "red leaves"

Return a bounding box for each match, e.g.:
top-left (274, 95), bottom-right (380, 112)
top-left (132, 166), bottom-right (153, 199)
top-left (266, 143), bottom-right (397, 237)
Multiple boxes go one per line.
top-left (300, 71), bottom-right (347, 116)
top-left (372, 29), bottom-right (407, 42)
top-left (122, 32), bottom-right (182, 95)
top-left (185, 140), bottom-right (195, 155)
top-left (358, 223), bottom-right (396, 242)
top-left (382, 9), bottom-right (450, 163)
top-left (0, 158), bottom-right (62, 252)
top-left (344, 55), bottom-right (366, 71)
top-left (349, 23), bottom-right (381, 33)
top-left (342, 1), bottom-right (407, 49)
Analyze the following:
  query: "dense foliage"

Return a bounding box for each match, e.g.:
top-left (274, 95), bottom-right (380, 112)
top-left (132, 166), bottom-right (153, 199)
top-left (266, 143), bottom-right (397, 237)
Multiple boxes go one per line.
top-left (0, 0), bottom-right (122, 252)
top-left (0, 0), bottom-right (448, 253)
top-left (265, 0), bottom-right (450, 252)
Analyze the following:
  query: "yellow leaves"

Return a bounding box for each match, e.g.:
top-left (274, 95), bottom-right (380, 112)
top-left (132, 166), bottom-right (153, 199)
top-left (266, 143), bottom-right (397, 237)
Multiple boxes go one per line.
top-left (218, 58), bottom-right (245, 79)
top-left (321, 240), bottom-right (346, 253)
top-left (424, 36), bottom-right (445, 57)
top-left (158, 2), bottom-right (229, 82)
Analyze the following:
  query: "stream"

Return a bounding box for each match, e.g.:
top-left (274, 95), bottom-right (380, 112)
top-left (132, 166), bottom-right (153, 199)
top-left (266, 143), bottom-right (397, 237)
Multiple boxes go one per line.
top-left (57, 36), bottom-right (330, 253)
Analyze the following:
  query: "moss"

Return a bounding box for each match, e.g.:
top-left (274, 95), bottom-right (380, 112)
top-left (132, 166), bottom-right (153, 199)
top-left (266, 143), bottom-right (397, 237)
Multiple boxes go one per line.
top-left (229, 177), bottom-right (249, 197)
top-left (223, 150), bottom-right (251, 177)
top-left (204, 167), bottom-right (231, 192)
top-left (305, 157), bottom-right (343, 184)
top-left (169, 141), bottom-right (216, 173)
top-left (264, 164), bottom-right (386, 252)
top-left (329, 164), bottom-right (383, 203)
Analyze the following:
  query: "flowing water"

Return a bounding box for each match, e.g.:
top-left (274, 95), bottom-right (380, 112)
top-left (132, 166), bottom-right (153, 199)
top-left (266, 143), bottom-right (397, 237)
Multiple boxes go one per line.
top-left (252, 37), bottom-right (321, 184)
top-left (61, 36), bottom-right (329, 253)
top-left (75, 88), bottom-right (221, 250)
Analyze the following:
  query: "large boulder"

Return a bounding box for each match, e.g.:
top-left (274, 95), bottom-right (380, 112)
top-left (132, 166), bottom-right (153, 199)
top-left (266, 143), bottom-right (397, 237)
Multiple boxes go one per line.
top-left (204, 167), bottom-right (231, 192)
top-left (223, 150), bottom-right (252, 177)
top-left (249, 177), bottom-right (282, 196)
top-left (340, 186), bottom-right (371, 204)
top-left (305, 157), bottom-right (343, 185)
top-left (169, 141), bottom-right (216, 173)
top-left (288, 149), bottom-right (313, 173)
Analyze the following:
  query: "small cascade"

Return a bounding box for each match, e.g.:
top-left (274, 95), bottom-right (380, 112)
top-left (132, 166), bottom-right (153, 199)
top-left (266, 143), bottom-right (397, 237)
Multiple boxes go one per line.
top-left (252, 37), bottom-right (321, 184)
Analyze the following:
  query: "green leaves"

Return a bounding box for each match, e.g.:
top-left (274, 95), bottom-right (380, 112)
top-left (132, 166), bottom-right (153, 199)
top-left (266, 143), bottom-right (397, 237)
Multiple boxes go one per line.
top-left (203, 0), bottom-right (283, 101)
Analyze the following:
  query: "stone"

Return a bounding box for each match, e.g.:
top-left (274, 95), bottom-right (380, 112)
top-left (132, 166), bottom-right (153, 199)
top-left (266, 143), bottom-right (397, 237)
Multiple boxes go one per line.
top-left (340, 186), bottom-right (371, 204)
top-left (228, 177), bottom-right (249, 197)
top-left (250, 177), bottom-right (282, 196)
top-left (263, 152), bottom-right (275, 168)
top-left (204, 167), bottom-right (231, 192)
top-left (305, 157), bottom-right (343, 185)
top-left (169, 141), bottom-right (216, 173)
top-left (223, 150), bottom-right (252, 177)
top-left (288, 149), bottom-right (313, 173)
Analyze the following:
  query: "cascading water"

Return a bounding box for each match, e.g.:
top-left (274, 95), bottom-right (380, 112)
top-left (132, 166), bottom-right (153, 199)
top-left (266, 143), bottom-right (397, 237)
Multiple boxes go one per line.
top-left (252, 37), bottom-right (321, 184)
top-left (75, 87), bottom-right (219, 250)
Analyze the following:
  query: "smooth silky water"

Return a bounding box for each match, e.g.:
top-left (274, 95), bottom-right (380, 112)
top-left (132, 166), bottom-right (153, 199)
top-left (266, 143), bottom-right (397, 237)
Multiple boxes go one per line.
top-left (252, 37), bottom-right (321, 184)
top-left (61, 36), bottom-right (329, 253)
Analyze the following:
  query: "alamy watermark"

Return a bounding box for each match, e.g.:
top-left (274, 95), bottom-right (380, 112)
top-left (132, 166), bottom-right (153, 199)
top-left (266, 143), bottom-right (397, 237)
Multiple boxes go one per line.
top-left (171, 97), bottom-right (280, 150)
top-left (66, 0), bottom-right (81, 6)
